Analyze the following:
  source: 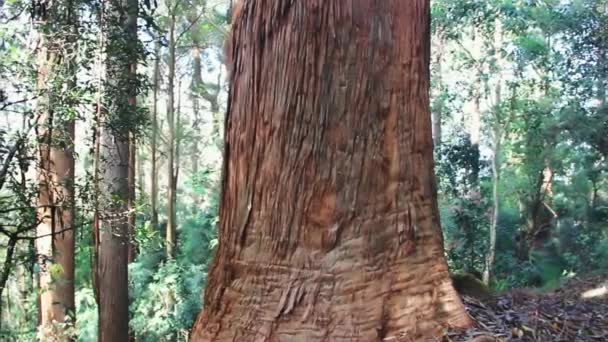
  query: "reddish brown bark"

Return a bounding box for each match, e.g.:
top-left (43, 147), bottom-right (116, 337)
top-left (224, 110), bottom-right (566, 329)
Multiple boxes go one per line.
top-left (97, 0), bottom-right (138, 339)
top-left (36, 117), bottom-right (76, 337)
top-left (191, 1), bottom-right (472, 341)
top-left (35, 4), bottom-right (76, 337)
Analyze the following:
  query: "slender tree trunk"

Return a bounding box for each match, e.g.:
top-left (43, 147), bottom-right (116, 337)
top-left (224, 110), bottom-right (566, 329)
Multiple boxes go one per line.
top-left (483, 20), bottom-right (503, 285)
top-left (598, 5), bottom-right (606, 109)
top-left (191, 49), bottom-right (201, 178)
top-left (0, 236), bottom-right (17, 333)
top-left (432, 34), bottom-right (446, 147)
top-left (92, 13), bottom-right (104, 303)
top-left (166, 9), bottom-right (177, 257)
top-left (128, 134), bottom-right (137, 263)
top-left (189, 10), bottom-right (203, 179)
top-left (35, 1), bottom-right (76, 337)
top-left (175, 79), bottom-right (181, 200)
top-left (470, 72), bottom-right (482, 147)
top-left (98, 0), bottom-right (138, 339)
top-left (151, 40), bottom-right (160, 230)
top-left (191, 1), bottom-right (472, 340)
top-left (484, 137), bottom-right (500, 285)
top-left (137, 146), bottom-right (145, 202)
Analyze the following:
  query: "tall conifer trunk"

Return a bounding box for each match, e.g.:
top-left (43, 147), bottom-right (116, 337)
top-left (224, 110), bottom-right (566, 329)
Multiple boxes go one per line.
top-left (191, 1), bottom-right (472, 340)
top-left (150, 40), bottom-right (160, 230)
top-left (166, 6), bottom-right (177, 257)
top-left (97, 0), bottom-right (138, 338)
top-left (35, 0), bottom-right (76, 337)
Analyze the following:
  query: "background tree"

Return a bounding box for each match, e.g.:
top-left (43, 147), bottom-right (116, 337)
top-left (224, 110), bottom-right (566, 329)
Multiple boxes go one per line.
top-left (96, 0), bottom-right (142, 338)
top-left (34, 0), bottom-right (78, 337)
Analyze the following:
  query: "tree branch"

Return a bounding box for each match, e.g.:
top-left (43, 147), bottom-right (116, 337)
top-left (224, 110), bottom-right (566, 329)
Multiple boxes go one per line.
top-left (0, 114), bottom-right (40, 191)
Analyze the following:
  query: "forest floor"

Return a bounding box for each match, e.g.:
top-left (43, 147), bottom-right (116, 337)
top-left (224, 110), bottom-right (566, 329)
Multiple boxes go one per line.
top-left (445, 275), bottom-right (608, 341)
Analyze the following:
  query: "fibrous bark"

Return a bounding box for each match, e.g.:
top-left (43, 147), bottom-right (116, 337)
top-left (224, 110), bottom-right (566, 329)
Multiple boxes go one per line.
top-left (191, 1), bottom-right (471, 341)
top-left (97, 0), bottom-right (138, 339)
top-left (35, 0), bottom-right (76, 336)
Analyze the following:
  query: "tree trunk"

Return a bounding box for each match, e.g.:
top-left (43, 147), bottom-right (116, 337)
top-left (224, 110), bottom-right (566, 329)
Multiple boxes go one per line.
top-left (483, 20), bottom-right (503, 285)
top-left (128, 127), bottom-right (137, 263)
top-left (137, 146), bottom-right (145, 204)
top-left (484, 137), bottom-right (500, 285)
top-left (191, 47), bottom-right (201, 178)
top-left (98, 109), bottom-right (130, 342)
top-left (189, 9), bottom-right (204, 180)
top-left (468, 29), bottom-right (483, 148)
top-left (98, 0), bottom-right (138, 339)
top-left (432, 33), bottom-right (446, 147)
top-left (166, 9), bottom-right (177, 257)
top-left (151, 40), bottom-right (160, 230)
top-left (36, 117), bottom-right (76, 338)
top-left (0, 236), bottom-right (17, 333)
top-left (35, 2), bottom-right (76, 337)
top-left (190, 1), bottom-right (472, 340)
top-left (470, 73), bottom-right (482, 147)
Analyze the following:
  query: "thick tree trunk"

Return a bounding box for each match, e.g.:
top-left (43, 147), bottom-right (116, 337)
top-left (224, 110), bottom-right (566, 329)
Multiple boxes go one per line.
top-left (98, 121), bottom-right (130, 342)
top-left (166, 10), bottom-right (177, 257)
top-left (190, 1), bottom-right (472, 340)
top-left (98, 0), bottom-right (138, 339)
top-left (36, 118), bottom-right (76, 337)
top-left (35, 3), bottom-right (76, 337)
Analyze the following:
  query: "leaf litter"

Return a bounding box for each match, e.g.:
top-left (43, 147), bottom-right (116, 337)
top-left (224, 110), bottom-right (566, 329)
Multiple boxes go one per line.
top-left (442, 275), bottom-right (608, 341)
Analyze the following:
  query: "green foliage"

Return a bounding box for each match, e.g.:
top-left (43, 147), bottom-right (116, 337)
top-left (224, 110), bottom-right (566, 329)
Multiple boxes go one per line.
top-left (129, 168), bottom-right (219, 341)
top-left (130, 261), bottom-right (206, 341)
top-left (75, 288), bottom-right (98, 341)
top-left (437, 133), bottom-right (490, 274)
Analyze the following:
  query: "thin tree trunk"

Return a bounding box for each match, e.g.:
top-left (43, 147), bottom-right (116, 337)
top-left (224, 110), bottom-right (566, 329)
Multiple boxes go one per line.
top-left (150, 40), bottom-right (160, 230)
top-left (432, 33), bottom-right (446, 147)
top-left (166, 9), bottom-right (177, 258)
top-left (92, 11), bottom-right (104, 303)
top-left (0, 236), bottom-right (16, 333)
top-left (598, 4), bottom-right (606, 109)
top-left (189, 11), bottom-right (203, 179)
top-left (35, 1), bottom-right (77, 336)
top-left (191, 1), bottom-right (472, 340)
top-left (137, 146), bottom-right (145, 202)
top-left (484, 137), bottom-right (500, 285)
top-left (470, 72), bottom-right (482, 146)
top-left (483, 19), bottom-right (503, 285)
top-left (191, 50), bottom-right (202, 204)
top-left (97, 0), bottom-right (138, 339)
top-left (128, 135), bottom-right (137, 263)
top-left (175, 79), bottom-right (181, 200)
